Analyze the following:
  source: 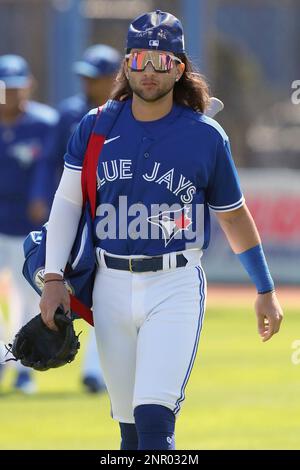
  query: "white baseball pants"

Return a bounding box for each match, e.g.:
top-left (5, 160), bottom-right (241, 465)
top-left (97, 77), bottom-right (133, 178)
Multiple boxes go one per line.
top-left (0, 233), bottom-right (40, 373)
top-left (93, 249), bottom-right (206, 423)
top-left (0, 233), bottom-right (40, 336)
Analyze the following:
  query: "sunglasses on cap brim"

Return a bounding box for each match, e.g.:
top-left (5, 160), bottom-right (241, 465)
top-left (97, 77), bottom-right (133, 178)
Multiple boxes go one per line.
top-left (125, 50), bottom-right (183, 73)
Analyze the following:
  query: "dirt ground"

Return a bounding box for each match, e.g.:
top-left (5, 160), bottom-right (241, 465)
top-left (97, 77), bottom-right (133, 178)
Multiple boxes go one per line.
top-left (207, 284), bottom-right (298, 308)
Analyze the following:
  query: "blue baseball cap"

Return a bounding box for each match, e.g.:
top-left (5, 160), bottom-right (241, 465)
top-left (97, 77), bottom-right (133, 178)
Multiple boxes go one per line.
top-left (0, 54), bottom-right (31, 88)
top-left (127, 10), bottom-right (185, 54)
top-left (73, 45), bottom-right (121, 78)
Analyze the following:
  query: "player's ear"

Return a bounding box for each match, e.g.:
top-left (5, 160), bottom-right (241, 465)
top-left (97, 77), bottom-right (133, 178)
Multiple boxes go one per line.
top-left (176, 62), bottom-right (185, 82)
top-left (124, 60), bottom-right (129, 80)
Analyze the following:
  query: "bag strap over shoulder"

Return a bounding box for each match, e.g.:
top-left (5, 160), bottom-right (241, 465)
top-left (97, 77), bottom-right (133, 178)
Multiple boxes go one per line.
top-left (71, 100), bottom-right (125, 326)
top-left (81, 100), bottom-right (125, 219)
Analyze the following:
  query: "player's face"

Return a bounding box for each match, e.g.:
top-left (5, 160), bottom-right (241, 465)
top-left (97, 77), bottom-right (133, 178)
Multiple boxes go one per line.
top-left (81, 75), bottom-right (116, 106)
top-left (125, 49), bottom-right (185, 103)
top-left (1, 87), bottom-right (30, 112)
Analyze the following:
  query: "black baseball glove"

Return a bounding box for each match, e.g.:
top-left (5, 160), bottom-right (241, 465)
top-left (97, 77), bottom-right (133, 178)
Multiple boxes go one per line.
top-left (10, 308), bottom-right (80, 371)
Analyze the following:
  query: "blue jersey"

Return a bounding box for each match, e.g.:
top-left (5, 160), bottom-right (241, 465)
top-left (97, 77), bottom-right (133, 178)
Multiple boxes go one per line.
top-left (0, 101), bottom-right (58, 236)
top-left (55, 94), bottom-right (90, 180)
top-left (64, 99), bottom-right (244, 255)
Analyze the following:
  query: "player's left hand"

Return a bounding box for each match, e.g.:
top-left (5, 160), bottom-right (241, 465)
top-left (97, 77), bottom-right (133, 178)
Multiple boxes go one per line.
top-left (254, 291), bottom-right (283, 342)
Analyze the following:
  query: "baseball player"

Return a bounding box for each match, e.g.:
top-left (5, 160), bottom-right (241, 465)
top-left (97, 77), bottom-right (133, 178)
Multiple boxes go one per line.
top-left (40, 11), bottom-right (283, 450)
top-left (0, 55), bottom-right (58, 393)
top-left (56, 44), bottom-right (121, 393)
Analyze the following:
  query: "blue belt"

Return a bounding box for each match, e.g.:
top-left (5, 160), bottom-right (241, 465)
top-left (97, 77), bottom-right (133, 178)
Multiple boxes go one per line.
top-left (104, 253), bottom-right (187, 273)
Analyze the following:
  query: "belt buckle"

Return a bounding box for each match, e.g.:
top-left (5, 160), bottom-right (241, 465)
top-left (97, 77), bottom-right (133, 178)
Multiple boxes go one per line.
top-left (129, 258), bottom-right (140, 272)
top-left (129, 258), bottom-right (134, 273)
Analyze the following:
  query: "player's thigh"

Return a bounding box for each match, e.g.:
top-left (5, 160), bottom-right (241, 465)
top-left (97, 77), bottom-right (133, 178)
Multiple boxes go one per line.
top-left (0, 233), bottom-right (10, 272)
top-left (0, 235), bottom-right (38, 327)
top-left (8, 236), bottom-right (39, 322)
top-left (5, 235), bottom-right (28, 289)
top-left (92, 268), bottom-right (138, 423)
top-left (133, 265), bottom-right (206, 415)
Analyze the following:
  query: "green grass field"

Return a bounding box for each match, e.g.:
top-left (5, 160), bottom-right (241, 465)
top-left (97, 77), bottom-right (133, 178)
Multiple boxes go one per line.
top-left (0, 296), bottom-right (299, 450)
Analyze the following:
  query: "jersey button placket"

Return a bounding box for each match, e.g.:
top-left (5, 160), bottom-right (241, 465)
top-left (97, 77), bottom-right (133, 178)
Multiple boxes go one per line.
top-left (127, 137), bottom-right (152, 253)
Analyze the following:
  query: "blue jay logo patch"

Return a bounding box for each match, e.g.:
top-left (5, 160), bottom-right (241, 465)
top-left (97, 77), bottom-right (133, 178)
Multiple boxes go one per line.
top-left (147, 206), bottom-right (192, 247)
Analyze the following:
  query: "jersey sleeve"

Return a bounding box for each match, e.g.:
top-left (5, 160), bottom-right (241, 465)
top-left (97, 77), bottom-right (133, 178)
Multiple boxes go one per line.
top-left (64, 108), bottom-right (97, 171)
top-left (206, 136), bottom-right (244, 212)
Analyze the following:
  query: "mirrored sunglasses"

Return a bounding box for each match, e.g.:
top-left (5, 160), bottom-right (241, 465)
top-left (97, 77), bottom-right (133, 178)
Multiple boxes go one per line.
top-left (125, 50), bottom-right (183, 73)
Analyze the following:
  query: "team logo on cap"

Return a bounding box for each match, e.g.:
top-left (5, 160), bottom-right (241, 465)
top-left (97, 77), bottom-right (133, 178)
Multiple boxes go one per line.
top-left (149, 40), bottom-right (159, 47)
top-left (147, 206), bottom-right (192, 247)
top-left (135, 30), bottom-right (153, 38)
top-left (157, 29), bottom-right (167, 40)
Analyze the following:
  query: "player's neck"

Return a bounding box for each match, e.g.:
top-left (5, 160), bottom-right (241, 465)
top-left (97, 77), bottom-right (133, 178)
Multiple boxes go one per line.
top-left (131, 93), bottom-right (173, 122)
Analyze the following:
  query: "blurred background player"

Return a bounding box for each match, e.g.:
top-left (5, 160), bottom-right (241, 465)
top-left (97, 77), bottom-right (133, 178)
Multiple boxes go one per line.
top-left (0, 55), bottom-right (58, 393)
top-left (56, 44), bottom-right (121, 393)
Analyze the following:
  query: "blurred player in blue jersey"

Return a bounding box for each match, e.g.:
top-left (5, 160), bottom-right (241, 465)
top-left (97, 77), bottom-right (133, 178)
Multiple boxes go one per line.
top-left (56, 45), bottom-right (121, 393)
top-left (0, 55), bottom-right (58, 393)
top-left (40, 11), bottom-right (283, 450)
top-left (56, 45), bottom-right (121, 183)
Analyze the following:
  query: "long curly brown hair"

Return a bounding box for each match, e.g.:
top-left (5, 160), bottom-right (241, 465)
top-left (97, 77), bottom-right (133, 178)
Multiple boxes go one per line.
top-left (110, 53), bottom-right (210, 113)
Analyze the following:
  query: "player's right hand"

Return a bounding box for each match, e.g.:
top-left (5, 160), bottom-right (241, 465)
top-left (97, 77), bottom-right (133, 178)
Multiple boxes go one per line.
top-left (40, 277), bottom-right (70, 331)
